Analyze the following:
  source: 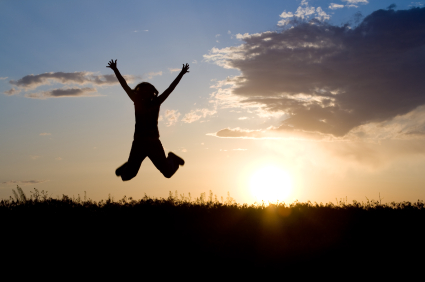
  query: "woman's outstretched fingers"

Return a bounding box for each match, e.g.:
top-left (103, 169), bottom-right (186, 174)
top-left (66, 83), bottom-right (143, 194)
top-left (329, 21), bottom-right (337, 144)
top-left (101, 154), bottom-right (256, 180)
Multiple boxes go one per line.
top-left (107, 59), bottom-right (117, 70)
top-left (181, 63), bottom-right (189, 74)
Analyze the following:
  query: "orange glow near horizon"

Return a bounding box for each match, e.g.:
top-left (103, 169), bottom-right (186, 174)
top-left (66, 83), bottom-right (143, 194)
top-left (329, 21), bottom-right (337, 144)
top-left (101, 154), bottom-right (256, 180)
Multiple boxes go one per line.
top-left (249, 166), bottom-right (293, 204)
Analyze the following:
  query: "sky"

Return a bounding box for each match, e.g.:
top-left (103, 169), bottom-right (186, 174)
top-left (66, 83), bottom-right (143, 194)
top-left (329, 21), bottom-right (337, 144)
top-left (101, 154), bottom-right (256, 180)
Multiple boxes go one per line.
top-left (1, 0), bottom-right (425, 205)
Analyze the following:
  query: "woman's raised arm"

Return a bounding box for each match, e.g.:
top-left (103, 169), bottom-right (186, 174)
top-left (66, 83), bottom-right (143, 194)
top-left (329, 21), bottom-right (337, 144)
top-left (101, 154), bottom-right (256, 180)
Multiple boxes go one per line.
top-left (157, 63), bottom-right (189, 105)
top-left (107, 59), bottom-right (135, 101)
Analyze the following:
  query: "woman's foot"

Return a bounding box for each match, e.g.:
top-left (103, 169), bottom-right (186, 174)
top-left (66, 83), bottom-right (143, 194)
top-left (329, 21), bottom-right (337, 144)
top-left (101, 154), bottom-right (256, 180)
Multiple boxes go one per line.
top-left (115, 163), bottom-right (126, 177)
top-left (169, 152), bottom-right (185, 166)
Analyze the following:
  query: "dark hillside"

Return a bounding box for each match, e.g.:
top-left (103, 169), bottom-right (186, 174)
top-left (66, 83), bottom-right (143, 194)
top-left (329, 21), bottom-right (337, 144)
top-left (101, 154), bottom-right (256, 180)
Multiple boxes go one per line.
top-left (2, 187), bottom-right (424, 274)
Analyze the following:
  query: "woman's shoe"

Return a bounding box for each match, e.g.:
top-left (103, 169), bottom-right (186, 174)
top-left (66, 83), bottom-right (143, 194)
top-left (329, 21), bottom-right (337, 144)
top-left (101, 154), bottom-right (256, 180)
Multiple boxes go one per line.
top-left (115, 163), bottom-right (126, 177)
top-left (169, 152), bottom-right (185, 166)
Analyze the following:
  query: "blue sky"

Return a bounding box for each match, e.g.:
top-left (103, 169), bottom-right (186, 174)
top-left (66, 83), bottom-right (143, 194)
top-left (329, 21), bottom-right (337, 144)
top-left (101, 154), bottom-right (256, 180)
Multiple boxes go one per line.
top-left (1, 0), bottom-right (425, 204)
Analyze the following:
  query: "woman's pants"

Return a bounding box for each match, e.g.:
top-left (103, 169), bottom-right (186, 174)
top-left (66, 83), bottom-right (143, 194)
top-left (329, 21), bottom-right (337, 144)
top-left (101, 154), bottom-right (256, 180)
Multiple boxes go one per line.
top-left (117, 138), bottom-right (179, 181)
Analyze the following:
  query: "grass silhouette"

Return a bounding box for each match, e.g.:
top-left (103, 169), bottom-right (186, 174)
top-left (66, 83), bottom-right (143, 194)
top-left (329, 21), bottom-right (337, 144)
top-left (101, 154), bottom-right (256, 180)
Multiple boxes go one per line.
top-left (3, 186), bottom-right (425, 273)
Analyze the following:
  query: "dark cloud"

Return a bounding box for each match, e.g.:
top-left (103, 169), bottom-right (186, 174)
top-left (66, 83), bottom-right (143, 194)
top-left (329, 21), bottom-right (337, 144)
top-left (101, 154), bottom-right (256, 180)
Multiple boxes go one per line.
top-left (206, 8), bottom-right (425, 137)
top-left (9, 72), bottom-right (121, 89)
top-left (5, 71), bottom-right (139, 98)
top-left (26, 87), bottom-right (96, 99)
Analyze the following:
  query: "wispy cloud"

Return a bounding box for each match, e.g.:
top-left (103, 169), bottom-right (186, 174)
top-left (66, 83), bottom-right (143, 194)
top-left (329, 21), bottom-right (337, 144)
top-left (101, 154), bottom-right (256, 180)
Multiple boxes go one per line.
top-left (410, 2), bottom-right (424, 7)
top-left (4, 88), bottom-right (20, 95)
top-left (168, 68), bottom-right (181, 73)
top-left (342, 0), bottom-right (368, 4)
top-left (329, 3), bottom-right (344, 10)
top-left (0, 77), bottom-right (8, 80)
top-left (209, 128), bottom-right (265, 139)
top-left (208, 126), bottom-right (321, 140)
top-left (145, 71), bottom-right (162, 79)
top-left (341, 0), bottom-right (369, 8)
top-left (278, 1), bottom-right (330, 26)
top-left (164, 109), bottom-right (180, 126)
top-left (182, 108), bottom-right (216, 123)
top-left (39, 133), bottom-right (51, 136)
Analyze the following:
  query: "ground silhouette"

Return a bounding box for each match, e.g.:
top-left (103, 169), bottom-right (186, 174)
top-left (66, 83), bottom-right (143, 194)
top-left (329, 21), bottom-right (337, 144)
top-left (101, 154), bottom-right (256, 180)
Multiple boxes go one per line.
top-left (2, 187), bottom-right (425, 274)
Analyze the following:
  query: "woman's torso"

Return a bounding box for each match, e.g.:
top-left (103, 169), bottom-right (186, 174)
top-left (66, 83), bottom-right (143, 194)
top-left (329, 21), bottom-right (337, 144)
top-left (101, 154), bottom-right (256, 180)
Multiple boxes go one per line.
top-left (133, 97), bottom-right (160, 139)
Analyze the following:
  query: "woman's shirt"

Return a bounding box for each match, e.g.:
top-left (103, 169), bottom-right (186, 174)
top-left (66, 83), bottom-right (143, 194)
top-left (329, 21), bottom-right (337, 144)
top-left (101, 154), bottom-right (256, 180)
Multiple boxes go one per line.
top-left (133, 96), bottom-right (160, 139)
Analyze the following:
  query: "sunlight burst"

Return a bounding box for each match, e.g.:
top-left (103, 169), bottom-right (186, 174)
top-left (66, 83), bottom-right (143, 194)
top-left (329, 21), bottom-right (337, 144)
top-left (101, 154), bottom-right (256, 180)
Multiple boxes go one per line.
top-left (249, 166), bottom-right (292, 203)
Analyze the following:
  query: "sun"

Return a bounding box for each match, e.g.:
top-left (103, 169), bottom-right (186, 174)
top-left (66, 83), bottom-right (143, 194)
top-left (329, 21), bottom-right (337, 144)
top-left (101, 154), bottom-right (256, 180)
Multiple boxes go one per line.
top-left (249, 166), bottom-right (292, 203)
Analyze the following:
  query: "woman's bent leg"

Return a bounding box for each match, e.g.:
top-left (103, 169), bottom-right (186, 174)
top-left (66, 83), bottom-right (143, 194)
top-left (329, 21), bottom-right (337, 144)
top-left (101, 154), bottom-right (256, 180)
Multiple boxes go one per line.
top-left (148, 140), bottom-right (180, 178)
top-left (119, 140), bottom-right (146, 181)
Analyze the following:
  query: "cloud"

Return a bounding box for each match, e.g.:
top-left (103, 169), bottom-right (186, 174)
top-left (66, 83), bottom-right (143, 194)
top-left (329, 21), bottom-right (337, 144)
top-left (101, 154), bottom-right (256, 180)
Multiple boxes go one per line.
top-left (346, 105), bottom-right (425, 141)
top-left (329, 3), bottom-right (344, 10)
top-left (4, 88), bottom-right (20, 95)
top-left (209, 126), bottom-right (326, 140)
top-left (164, 110), bottom-right (180, 126)
top-left (182, 108), bottom-right (216, 123)
top-left (341, 0), bottom-right (369, 8)
top-left (209, 127), bottom-right (267, 139)
top-left (30, 155), bottom-right (40, 160)
top-left (26, 87), bottom-right (97, 99)
top-left (4, 71), bottom-right (137, 98)
top-left (0, 77), bottom-right (8, 80)
top-left (205, 8), bottom-right (425, 138)
top-left (236, 33), bottom-right (256, 40)
top-left (279, 11), bottom-right (294, 18)
top-left (168, 68), bottom-right (180, 73)
top-left (315, 7), bottom-right (330, 21)
top-left (145, 71), bottom-right (162, 79)
top-left (8, 72), bottom-right (128, 90)
top-left (39, 133), bottom-right (51, 136)
top-left (1, 180), bottom-right (48, 185)
top-left (278, 11), bottom-right (294, 26)
top-left (278, 1), bottom-right (330, 26)
top-left (295, 4), bottom-right (316, 19)
top-left (342, 0), bottom-right (368, 4)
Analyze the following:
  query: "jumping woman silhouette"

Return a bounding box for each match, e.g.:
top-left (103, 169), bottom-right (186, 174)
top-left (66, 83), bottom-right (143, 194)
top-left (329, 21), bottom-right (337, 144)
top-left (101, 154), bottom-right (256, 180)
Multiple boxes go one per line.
top-left (107, 59), bottom-right (188, 181)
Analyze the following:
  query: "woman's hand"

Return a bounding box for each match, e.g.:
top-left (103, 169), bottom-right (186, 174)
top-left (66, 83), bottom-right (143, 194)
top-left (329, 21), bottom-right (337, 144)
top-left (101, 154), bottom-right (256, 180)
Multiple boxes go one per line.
top-left (107, 59), bottom-right (118, 71)
top-left (181, 63), bottom-right (189, 74)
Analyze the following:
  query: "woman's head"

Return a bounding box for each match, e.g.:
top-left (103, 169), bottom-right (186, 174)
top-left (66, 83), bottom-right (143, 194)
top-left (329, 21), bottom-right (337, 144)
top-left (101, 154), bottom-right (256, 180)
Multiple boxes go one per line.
top-left (134, 82), bottom-right (159, 100)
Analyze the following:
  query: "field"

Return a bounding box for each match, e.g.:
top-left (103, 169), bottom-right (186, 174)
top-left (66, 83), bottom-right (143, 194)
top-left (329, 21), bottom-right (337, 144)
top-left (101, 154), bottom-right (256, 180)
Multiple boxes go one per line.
top-left (2, 186), bottom-right (425, 274)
